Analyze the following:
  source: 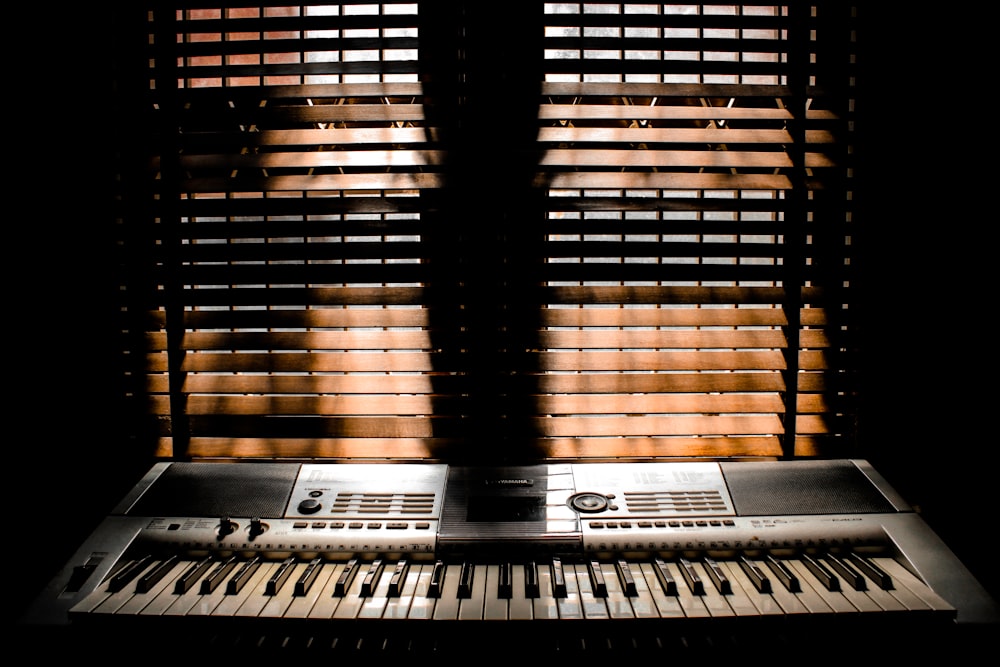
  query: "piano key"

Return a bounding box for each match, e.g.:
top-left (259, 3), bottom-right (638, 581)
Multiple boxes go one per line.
top-left (748, 557), bottom-right (809, 616)
top-left (668, 560), bottom-right (711, 618)
top-left (174, 556), bottom-right (214, 594)
top-left (550, 556), bottom-right (567, 598)
top-left (432, 561), bottom-right (461, 620)
top-left (113, 559), bottom-right (189, 616)
top-left (459, 564), bottom-right (488, 620)
top-left (848, 552), bottom-right (893, 590)
top-left (357, 561), bottom-right (394, 619)
top-left (497, 562), bottom-right (512, 599)
top-left (92, 559), bottom-right (163, 614)
top-left (764, 555), bottom-right (800, 593)
top-left (333, 560), bottom-right (370, 619)
top-left (108, 555), bottom-right (155, 593)
top-left (383, 561), bottom-right (424, 619)
top-left (508, 561), bottom-right (534, 620)
top-left (305, 562), bottom-right (348, 619)
top-left (719, 560), bottom-right (785, 617)
top-left (200, 556), bottom-right (238, 595)
top-left (651, 556), bottom-right (678, 596)
top-left (708, 561), bottom-right (760, 617)
top-left (405, 563), bottom-right (437, 620)
top-left (637, 562), bottom-right (686, 618)
top-left (555, 562), bottom-right (583, 619)
top-left (360, 558), bottom-right (385, 597)
top-left (523, 561), bottom-right (539, 598)
top-left (801, 552), bottom-right (840, 592)
top-left (427, 559), bottom-right (446, 598)
top-left (587, 559), bottom-right (607, 598)
top-left (573, 563), bottom-right (609, 619)
top-left (284, 561), bottom-right (336, 618)
top-left (532, 563), bottom-right (560, 620)
top-left (623, 561), bottom-right (661, 618)
top-left (689, 561), bottom-right (735, 618)
top-left (738, 555), bottom-right (771, 594)
top-left (333, 558), bottom-right (361, 597)
top-left (457, 561), bottom-right (475, 599)
top-left (614, 559), bottom-right (638, 597)
top-left (702, 556), bottom-right (732, 595)
top-left (599, 562), bottom-right (634, 619)
top-left (265, 556), bottom-right (297, 596)
top-left (259, 561), bottom-right (312, 618)
top-left (482, 564), bottom-right (508, 620)
top-left (677, 557), bottom-right (705, 595)
top-left (824, 553), bottom-right (867, 590)
top-left (294, 557), bottom-right (324, 596)
top-left (135, 555), bottom-right (180, 594)
top-left (225, 556), bottom-right (262, 595)
top-left (777, 559), bottom-right (838, 614)
top-left (872, 557), bottom-right (955, 614)
top-left (387, 559), bottom-right (410, 597)
top-left (217, 561), bottom-right (278, 617)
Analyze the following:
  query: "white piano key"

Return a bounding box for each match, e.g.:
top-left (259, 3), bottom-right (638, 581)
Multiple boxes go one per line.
top-left (306, 562), bottom-right (348, 619)
top-left (114, 558), bottom-right (188, 615)
top-left (872, 557), bottom-right (955, 614)
top-left (781, 558), bottom-right (856, 613)
top-left (259, 561), bottom-right (312, 618)
top-left (719, 560), bottom-right (784, 617)
top-left (137, 557), bottom-right (204, 616)
top-left (214, 561), bottom-right (277, 617)
top-left (283, 561), bottom-right (336, 619)
top-left (357, 561), bottom-right (394, 619)
top-left (637, 562), bottom-right (686, 619)
top-left (573, 563), bottom-right (609, 619)
top-left (432, 562), bottom-right (461, 620)
top-left (459, 564), bottom-right (489, 620)
top-left (532, 564), bottom-right (560, 620)
top-left (383, 562), bottom-right (422, 620)
top-left (555, 563), bottom-right (583, 619)
top-left (404, 563), bottom-right (436, 620)
top-left (748, 557), bottom-right (810, 616)
top-left (689, 561), bottom-right (735, 618)
top-left (483, 564), bottom-right (509, 620)
top-left (599, 562), bottom-right (634, 619)
top-left (332, 560), bottom-right (370, 619)
top-left (665, 560), bottom-right (711, 618)
top-left (92, 558), bottom-right (163, 615)
top-left (183, 570), bottom-right (233, 617)
top-left (508, 562), bottom-right (534, 620)
top-left (711, 561), bottom-right (761, 617)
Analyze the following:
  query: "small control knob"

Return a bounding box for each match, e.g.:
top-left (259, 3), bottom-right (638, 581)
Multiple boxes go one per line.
top-left (218, 516), bottom-right (237, 539)
top-left (298, 498), bottom-right (322, 514)
top-left (248, 516), bottom-right (265, 539)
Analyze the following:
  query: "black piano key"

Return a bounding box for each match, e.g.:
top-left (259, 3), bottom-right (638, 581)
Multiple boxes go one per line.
top-left (802, 553), bottom-right (840, 592)
top-left (135, 555), bottom-right (179, 594)
top-left (334, 558), bottom-right (360, 597)
top-left (457, 561), bottom-right (475, 599)
top-left (702, 556), bottom-right (732, 595)
top-left (524, 561), bottom-right (540, 598)
top-left (824, 553), bottom-right (866, 591)
top-left (226, 556), bottom-right (262, 595)
top-left (108, 555), bottom-right (154, 593)
top-left (201, 556), bottom-right (238, 595)
top-left (360, 559), bottom-right (385, 597)
top-left (550, 556), bottom-right (567, 598)
top-left (677, 557), bottom-right (705, 595)
top-left (738, 556), bottom-right (771, 594)
top-left (294, 557), bottom-right (324, 596)
top-left (615, 559), bottom-right (638, 597)
top-left (427, 560), bottom-right (446, 598)
top-left (652, 557), bottom-right (678, 596)
top-left (497, 562), bottom-right (513, 599)
top-left (387, 559), bottom-right (410, 597)
top-left (174, 556), bottom-right (214, 594)
top-left (764, 555), bottom-right (800, 593)
top-left (848, 552), bottom-right (893, 590)
top-left (265, 556), bottom-right (297, 595)
top-left (587, 559), bottom-right (607, 597)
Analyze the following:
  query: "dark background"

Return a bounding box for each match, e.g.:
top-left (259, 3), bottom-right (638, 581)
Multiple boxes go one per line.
top-left (12, 4), bottom-right (996, 621)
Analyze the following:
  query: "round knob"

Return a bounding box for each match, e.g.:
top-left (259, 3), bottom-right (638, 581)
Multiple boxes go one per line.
top-left (567, 492), bottom-right (609, 513)
top-left (297, 498), bottom-right (322, 514)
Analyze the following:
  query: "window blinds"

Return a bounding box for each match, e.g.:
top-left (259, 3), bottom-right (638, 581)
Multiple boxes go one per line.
top-left (120, 2), bottom-right (857, 462)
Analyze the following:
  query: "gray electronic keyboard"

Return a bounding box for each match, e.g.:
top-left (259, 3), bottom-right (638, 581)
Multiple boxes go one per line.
top-left (19, 459), bottom-right (1000, 656)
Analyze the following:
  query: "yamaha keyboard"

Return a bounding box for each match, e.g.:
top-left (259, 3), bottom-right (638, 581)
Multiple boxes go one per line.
top-left (20, 459), bottom-right (999, 657)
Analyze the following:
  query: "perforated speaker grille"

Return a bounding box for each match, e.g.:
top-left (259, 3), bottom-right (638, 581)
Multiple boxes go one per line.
top-left (127, 462), bottom-right (301, 518)
top-left (721, 460), bottom-right (896, 516)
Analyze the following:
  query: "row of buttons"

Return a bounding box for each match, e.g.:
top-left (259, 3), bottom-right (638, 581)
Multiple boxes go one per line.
top-left (291, 521), bottom-right (432, 531)
top-left (588, 518), bottom-right (737, 529)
